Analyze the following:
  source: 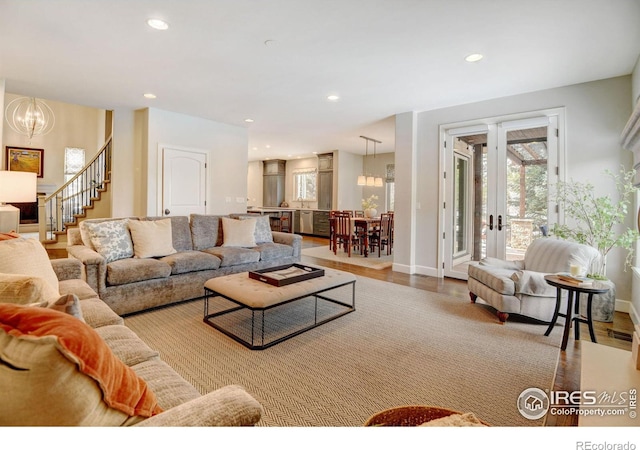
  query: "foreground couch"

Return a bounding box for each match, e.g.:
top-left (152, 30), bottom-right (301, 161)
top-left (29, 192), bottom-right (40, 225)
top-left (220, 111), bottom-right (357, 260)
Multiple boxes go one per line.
top-left (0, 237), bottom-right (263, 426)
top-left (66, 214), bottom-right (302, 316)
top-left (467, 237), bottom-right (601, 323)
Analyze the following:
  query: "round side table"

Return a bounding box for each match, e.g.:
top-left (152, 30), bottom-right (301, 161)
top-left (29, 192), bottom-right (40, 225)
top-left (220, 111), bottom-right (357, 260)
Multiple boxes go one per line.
top-left (543, 275), bottom-right (610, 351)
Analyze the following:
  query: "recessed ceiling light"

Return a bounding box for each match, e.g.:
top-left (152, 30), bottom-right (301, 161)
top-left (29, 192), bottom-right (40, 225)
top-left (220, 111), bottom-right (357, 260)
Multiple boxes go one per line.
top-left (266, 145), bottom-right (271, 149)
top-left (327, 95), bottom-right (340, 101)
top-left (252, 147), bottom-right (258, 151)
top-left (465, 53), bottom-right (484, 63)
top-left (244, 118), bottom-right (254, 123)
top-left (147, 18), bottom-right (169, 30)
top-left (143, 93), bottom-right (157, 99)
top-left (312, 152), bottom-right (318, 154)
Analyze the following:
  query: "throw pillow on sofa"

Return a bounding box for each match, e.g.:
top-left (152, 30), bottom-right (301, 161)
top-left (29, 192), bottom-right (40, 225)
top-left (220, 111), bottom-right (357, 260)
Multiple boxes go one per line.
top-left (221, 217), bottom-right (257, 247)
top-left (0, 238), bottom-right (60, 297)
top-left (83, 219), bottom-right (134, 263)
top-left (0, 273), bottom-right (60, 306)
top-left (128, 218), bottom-right (177, 258)
top-left (237, 215), bottom-right (274, 244)
top-left (0, 303), bottom-right (162, 426)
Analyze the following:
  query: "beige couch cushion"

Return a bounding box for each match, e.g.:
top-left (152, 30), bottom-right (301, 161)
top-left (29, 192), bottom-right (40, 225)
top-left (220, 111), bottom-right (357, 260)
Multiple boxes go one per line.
top-left (0, 238), bottom-right (60, 296)
top-left (128, 218), bottom-right (177, 259)
top-left (0, 304), bottom-right (162, 425)
top-left (106, 259), bottom-right (172, 286)
top-left (221, 217), bottom-right (257, 247)
top-left (0, 273), bottom-right (60, 305)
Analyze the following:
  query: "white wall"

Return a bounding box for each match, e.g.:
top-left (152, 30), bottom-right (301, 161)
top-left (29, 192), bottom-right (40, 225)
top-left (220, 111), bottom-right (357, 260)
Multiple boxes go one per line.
top-left (247, 160), bottom-right (263, 208)
top-left (1, 93), bottom-right (104, 192)
top-left (142, 108), bottom-right (248, 216)
top-left (335, 150), bottom-right (364, 211)
top-left (396, 76), bottom-right (635, 300)
top-left (0, 80), bottom-right (4, 160)
top-left (632, 54), bottom-right (640, 108)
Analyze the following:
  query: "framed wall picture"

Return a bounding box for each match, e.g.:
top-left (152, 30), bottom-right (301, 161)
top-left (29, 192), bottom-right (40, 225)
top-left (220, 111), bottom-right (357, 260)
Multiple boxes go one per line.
top-left (6, 146), bottom-right (44, 178)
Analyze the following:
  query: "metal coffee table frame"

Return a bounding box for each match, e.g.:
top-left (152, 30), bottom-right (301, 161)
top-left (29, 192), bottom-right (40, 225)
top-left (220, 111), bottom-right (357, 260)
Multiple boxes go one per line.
top-left (203, 279), bottom-right (356, 350)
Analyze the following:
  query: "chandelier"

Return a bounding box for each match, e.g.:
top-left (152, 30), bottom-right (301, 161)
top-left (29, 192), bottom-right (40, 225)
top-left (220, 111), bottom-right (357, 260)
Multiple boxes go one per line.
top-left (4, 97), bottom-right (55, 140)
top-left (357, 135), bottom-right (383, 187)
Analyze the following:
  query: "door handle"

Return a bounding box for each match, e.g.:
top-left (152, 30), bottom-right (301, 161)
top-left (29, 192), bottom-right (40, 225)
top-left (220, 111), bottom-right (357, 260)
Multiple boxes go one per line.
top-left (164, 209), bottom-right (171, 215)
top-left (489, 214), bottom-right (494, 231)
top-left (498, 215), bottom-right (503, 231)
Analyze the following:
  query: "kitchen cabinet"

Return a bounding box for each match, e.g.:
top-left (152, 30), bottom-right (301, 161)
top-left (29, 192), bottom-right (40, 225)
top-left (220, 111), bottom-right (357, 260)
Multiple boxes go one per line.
top-left (317, 171), bottom-right (333, 211)
top-left (263, 159), bottom-right (286, 207)
top-left (293, 210), bottom-right (301, 233)
top-left (313, 211), bottom-right (330, 237)
top-left (317, 152), bottom-right (333, 211)
top-left (318, 153), bottom-right (333, 171)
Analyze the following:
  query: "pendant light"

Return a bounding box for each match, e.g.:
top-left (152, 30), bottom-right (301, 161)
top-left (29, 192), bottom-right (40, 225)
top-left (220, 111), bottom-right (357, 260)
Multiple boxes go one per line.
top-left (357, 138), bottom-right (368, 186)
top-left (358, 135), bottom-right (384, 187)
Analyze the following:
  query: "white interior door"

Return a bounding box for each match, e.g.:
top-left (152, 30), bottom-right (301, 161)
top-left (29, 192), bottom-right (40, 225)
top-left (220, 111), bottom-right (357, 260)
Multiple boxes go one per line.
top-left (161, 147), bottom-right (207, 217)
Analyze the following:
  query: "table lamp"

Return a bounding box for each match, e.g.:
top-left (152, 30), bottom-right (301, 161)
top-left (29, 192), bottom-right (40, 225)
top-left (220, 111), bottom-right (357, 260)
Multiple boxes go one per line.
top-left (0, 171), bottom-right (37, 233)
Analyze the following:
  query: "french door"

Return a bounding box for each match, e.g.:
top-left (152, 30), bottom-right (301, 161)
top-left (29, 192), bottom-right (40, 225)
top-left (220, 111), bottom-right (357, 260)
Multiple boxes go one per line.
top-left (442, 113), bottom-right (560, 280)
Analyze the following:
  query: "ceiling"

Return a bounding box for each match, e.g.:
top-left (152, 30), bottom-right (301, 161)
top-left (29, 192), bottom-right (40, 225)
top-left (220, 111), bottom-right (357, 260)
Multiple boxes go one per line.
top-left (1, 0), bottom-right (639, 161)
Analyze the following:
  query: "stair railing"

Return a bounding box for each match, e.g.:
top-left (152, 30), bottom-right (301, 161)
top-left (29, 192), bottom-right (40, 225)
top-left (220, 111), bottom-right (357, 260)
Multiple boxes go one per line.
top-left (39, 135), bottom-right (112, 241)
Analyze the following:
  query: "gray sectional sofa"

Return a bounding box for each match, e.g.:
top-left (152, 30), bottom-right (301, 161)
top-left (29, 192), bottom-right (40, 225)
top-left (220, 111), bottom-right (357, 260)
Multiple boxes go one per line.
top-left (0, 238), bottom-right (263, 426)
top-left (66, 214), bottom-right (302, 316)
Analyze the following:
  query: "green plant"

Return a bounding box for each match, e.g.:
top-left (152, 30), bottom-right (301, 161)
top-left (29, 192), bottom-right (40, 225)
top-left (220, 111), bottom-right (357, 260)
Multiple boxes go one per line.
top-left (552, 167), bottom-right (639, 279)
top-left (362, 195), bottom-right (379, 210)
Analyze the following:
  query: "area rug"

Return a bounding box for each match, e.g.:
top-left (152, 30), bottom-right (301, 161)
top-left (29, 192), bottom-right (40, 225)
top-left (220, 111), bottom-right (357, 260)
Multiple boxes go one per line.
top-left (301, 245), bottom-right (393, 270)
top-left (124, 276), bottom-right (562, 427)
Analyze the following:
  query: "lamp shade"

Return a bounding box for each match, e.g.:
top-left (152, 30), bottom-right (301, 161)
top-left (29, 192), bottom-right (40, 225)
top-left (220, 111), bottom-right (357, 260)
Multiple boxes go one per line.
top-left (357, 175), bottom-right (366, 186)
top-left (0, 171), bottom-right (37, 203)
top-left (374, 177), bottom-right (384, 187)
top-left (366, 176), bottom-right (375, 187)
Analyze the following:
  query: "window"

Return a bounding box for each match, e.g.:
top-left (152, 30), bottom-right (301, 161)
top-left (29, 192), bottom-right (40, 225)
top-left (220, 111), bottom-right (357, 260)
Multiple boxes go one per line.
top-left (64, 147), bottom-right (85, 183)
top-left (293, 168), bottom-right (317, 201)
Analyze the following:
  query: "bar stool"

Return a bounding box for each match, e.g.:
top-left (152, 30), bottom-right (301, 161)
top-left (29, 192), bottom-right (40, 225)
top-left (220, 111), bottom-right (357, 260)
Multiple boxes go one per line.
top-left (280, 213), bottom-right (291, 233)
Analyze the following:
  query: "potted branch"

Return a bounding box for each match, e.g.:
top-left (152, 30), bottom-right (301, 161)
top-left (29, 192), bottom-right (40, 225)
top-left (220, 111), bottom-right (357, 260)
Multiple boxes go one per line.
top-left (552, 167), bottom-right (640, 321)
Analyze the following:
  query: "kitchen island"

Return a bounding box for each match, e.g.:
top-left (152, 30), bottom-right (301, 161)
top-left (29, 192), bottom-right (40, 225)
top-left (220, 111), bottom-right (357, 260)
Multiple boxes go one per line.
top-left (246, 208), bottom-right (331, 237)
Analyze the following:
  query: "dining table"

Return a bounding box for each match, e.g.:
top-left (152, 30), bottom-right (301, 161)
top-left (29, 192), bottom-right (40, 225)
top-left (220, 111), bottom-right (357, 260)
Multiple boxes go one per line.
top-left (330, 216), bottom-right (381, 257)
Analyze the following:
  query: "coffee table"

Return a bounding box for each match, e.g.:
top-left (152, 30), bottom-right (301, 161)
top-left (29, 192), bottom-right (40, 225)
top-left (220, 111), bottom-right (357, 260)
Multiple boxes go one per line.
top-left (203, 267), bottom-right (356, 349)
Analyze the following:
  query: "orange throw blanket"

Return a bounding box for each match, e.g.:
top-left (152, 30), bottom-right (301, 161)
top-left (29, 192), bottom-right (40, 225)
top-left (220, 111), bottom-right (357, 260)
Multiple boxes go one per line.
top-left (0, 303), bottom-right (162, 418)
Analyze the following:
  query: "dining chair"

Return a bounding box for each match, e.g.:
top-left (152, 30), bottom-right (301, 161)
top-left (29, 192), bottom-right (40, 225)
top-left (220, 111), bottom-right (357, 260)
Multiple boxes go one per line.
top-left (333, 212), bottom-right (353, 256)
top-left (354, 210), bottom-right (365, 218)
top-left (329, 210), bottom-right (339, 251)
top-left (368, 213), bottom-right (393, 257)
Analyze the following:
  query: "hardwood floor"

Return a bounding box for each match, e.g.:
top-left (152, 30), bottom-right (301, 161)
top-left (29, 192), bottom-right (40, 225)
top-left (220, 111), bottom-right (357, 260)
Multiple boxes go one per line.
top-left (299, 235), bottom-right (635, 427)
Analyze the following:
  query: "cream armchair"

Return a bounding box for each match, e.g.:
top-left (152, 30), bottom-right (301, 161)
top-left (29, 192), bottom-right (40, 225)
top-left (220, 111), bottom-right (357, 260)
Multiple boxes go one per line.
top-left (467, 238), bottom-right (601, 323)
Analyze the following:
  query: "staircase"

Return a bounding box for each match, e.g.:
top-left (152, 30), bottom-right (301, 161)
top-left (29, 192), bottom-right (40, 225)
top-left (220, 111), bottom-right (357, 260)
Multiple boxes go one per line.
top-left (39, 136), bottom-right (112, 257)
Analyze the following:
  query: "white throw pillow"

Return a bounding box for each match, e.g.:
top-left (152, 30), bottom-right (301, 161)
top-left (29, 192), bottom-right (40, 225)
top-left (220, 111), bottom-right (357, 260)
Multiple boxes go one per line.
top-left (128, 219), bottom-right (177, 258)
top-left (0, 273), bottom-right (60, 305)
top-left (83, 219), bottom-right (134, 263)
top-left (0, 238), bottom-right (60, 297)
top-left (221, 217), bottom-right (257, 247)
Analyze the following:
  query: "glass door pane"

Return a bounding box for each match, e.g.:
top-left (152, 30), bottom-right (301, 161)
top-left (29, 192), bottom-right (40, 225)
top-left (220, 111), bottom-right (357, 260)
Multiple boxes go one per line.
top-left (504, 126), bottom-right (549, 260)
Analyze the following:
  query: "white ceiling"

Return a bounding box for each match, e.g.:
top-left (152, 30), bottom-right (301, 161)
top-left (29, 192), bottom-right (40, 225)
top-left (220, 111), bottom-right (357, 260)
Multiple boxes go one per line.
top-left (1, 0), bottom-right (639, 161)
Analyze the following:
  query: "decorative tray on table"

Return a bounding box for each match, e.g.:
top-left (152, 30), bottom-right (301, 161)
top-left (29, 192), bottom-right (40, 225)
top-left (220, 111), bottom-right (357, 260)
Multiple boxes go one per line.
top-left (249, 263), bottom-right (325, 287)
